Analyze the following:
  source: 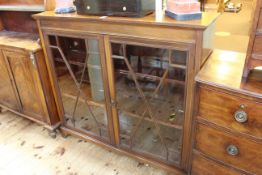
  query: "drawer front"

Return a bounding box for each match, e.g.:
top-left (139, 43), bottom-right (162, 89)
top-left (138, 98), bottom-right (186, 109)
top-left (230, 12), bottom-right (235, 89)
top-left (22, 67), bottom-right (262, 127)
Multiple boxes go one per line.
top-left (191, 151), bottom-right (242, 175)
top-left (195, 124), bottom-right (262, 174)
top-left (199, 87), bottom-right (262, 138)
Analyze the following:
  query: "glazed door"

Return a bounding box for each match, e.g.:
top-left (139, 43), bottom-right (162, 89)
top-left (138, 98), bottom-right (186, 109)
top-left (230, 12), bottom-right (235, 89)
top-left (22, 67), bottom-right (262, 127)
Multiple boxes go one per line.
top-left (0, 50), bottom-right (19, 111)
top-left (107, 38), bottom-right (190, 166)
top-left (45, 34), bottom-right (113, 142)
top-left (3, 50), bottom-right (47, 121)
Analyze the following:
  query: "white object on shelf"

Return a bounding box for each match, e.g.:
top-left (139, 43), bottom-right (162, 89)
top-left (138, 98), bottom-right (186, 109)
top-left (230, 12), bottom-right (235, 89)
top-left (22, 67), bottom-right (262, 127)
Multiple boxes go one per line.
top-left (155, 0), bottom-right (163, 21)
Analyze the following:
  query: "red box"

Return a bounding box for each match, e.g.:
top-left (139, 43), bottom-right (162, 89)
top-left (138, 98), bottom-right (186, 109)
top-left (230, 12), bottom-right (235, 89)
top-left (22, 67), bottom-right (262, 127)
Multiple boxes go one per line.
top-left (166, 0), bottom-right (200, 13)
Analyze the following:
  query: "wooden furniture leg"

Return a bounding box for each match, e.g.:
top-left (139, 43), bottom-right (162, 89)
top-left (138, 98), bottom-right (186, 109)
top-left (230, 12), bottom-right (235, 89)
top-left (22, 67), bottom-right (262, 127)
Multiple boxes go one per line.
top-left (48, 130), bottom-right (57, 139)
top-left (58, 128), bottom-right (70, 138)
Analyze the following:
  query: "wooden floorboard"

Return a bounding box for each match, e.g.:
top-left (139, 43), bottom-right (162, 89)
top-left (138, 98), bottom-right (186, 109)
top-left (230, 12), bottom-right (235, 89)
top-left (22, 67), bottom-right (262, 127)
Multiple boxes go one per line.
top-left (0, 110), bottom-right (175, 175)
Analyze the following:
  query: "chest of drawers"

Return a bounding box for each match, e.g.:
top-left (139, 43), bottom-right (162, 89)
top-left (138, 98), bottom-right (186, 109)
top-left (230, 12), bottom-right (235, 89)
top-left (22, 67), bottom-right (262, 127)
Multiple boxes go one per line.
top-left (192, 50), bottom-right (262, 175)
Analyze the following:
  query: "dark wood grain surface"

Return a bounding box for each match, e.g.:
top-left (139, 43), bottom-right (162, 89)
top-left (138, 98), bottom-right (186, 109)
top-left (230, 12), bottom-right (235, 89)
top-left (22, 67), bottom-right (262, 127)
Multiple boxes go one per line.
top-left (198, 86), bottom-right (262, 139)
top-left (195, 123), bottom-right (262, 175)
top-left (191, 151), bottom-right (242, 175)
top-left (0, 12), bottom-right (39, 33)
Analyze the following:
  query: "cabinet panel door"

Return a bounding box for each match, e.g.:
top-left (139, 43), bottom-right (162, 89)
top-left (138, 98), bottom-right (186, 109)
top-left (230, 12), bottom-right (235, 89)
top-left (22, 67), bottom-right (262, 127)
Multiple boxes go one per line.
top-left (109, 40), bottom-right (189, 166)
top-left (0, 50), bottom-right (19, 110)
top-left (3, 50), bottom-right (46, 121)
top-left (45, 34), bottom-right (112, 142)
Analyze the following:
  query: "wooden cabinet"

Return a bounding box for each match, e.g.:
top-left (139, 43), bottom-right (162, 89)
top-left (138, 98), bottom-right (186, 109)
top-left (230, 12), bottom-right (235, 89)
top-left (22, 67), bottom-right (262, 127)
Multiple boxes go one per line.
top-left (44, 33), bottom-right (193, 164)
top-left (0, 0), bottom-right (59, 133)
top-left (34, 11), bottom-right (218, 173)
top-left (193, 50), bottom-right (262, 175)
top-left (0, 50), bottom-right (20, 111)
top-left (0, 31), bottom-right (60, 132)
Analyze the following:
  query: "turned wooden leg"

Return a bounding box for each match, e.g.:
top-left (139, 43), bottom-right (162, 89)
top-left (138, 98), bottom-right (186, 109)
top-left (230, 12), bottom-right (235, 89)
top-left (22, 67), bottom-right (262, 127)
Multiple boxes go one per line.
top-left (48, 130), bottom-right (57, 139)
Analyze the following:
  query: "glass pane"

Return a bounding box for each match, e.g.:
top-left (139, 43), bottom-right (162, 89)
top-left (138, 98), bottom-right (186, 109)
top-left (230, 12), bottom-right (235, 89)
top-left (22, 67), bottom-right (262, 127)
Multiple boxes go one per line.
top-left (48, 35), bottom-right (109, 140)
top-left (112, 42), bottom-right (187, 165)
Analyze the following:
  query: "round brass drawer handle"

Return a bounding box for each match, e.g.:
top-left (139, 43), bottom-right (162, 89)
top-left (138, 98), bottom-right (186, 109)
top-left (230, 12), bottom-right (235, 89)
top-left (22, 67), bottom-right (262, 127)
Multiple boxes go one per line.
top-left (226, 144), bottom-right (239, 156)
top-left (234, 110), bottom-right (248, 123)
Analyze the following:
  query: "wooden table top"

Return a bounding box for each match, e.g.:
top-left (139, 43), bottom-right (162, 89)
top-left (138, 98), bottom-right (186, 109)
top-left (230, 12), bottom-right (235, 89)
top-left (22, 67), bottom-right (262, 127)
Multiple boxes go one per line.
top-left (0, 31), bottom-right (41, 52)
top-left (33, 11), bottom-right (220, 30)
top-left (196, 50), bottom-right (262, 99)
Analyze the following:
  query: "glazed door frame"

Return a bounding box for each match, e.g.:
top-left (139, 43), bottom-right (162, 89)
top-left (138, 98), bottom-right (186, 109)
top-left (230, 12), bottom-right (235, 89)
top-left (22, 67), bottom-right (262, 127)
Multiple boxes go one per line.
top-left (42, 29), bottom-right (116, 144)
top-left (41, 28), bottom-right (196, 170)
top-left (104, 35), bottom-right (196, 169)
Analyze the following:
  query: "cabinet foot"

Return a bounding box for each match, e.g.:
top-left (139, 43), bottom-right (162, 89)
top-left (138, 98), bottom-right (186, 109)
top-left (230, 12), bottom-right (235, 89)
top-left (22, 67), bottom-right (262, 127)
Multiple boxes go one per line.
top-left (58, 128), bottom-right (70, 138)
top-left (48, 130), bottom-right (57, 139)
